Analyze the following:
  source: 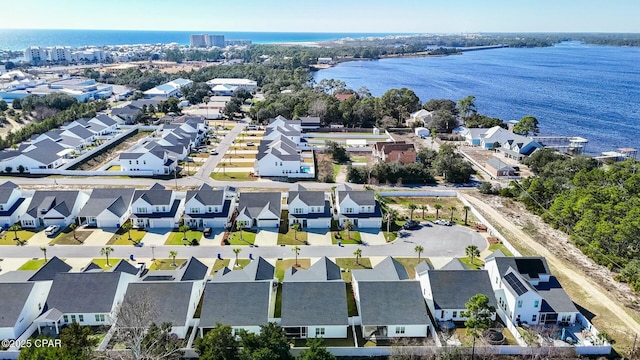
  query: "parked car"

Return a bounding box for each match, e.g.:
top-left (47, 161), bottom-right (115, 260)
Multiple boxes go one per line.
top-left (203, 227), bottom-right (212, 237)
top-left (402, 220), bottom-right (420, 230)
top-left (45, 225), bottom-right (60, 236)
top-left (246, 142), bottom-right (255, 146)
top-left (434, 219), bottom-right (453, 226)
top-left (210, 149), bottom-right (218, 155)
top-left (247, 125), bottom-right (258, 130)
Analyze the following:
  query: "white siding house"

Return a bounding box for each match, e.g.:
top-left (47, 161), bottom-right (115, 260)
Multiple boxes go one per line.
top-left (286, 185), bottom-right (331, 229)
top-left (183, 184), bottom-right (236, 229)
top-left (77, 188), bottom-right (135, 228)
top-left (0, 181), bottom-right (29, 228)
top-left (235, 192), bottom-right (281, 228)
top-left (20, 190), bottom-right (89, 228)
top-left (335, 184), bottom-right (382, 229)
top-left (0, 281), bottom-right (51, 340)
top-left (129, 184), bottom-right (183, 228)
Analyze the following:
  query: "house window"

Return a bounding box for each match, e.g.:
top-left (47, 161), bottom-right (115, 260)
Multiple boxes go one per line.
top-left (99, 314), bottom-right (105, 322)
top-left (63, 315), bottom-right (68, 323)
top-left (79, 315), bottom-right (84, 322)
top-left (294, 208), bottom-right (303, 214)
top-left (162, 206), bottom-right (166, 212)
top-left (143, 160), bottom-right (146, 164)
top-left (190, 208), bottom-right (200, 213)
top-left (517, 300), bottom-right (523, 308)
top-left (441, 311), bottom-right (445, 319)
top-left (129, 160), bottom-right (132, 164)
top-left (275, 162), bottom-right (278, 166)
top-left (23, 220), bottom-right (34, 226)
top-left (95, 314), bottom-right (100, 322)
top-left (0, 205), bottom-right (3, 211)
top-left (280, 162), bottom-right (282, 166)
top-left (345, 208), bottom-right (353, 214)
top-left (137, 208), bottom-right (147, 213)
top-left (532, 315), bottom-right (537, 322)
top-left (156, 206), bottom-right (160, 212)
top-left (452, 311), bottom-right (457, 318)
top-left (71, 315), bottom-right (76, 323)
top-left (208, 207), bottom-right (213, 212)
top-left (395, 326), bottom-right (406, 334)
top-left (315, 328), bottom-right (325, 336)
top-left (534, 300), bottom-right (539, 308)
top-left (214, 207), bottom-right (219, 212)
top-left (136, 160), bottom-right (139, 164)
top-left (561, 314), bottom-right (571, 322)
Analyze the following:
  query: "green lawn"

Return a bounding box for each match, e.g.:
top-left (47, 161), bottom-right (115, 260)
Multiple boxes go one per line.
top-left (107, 228), bottom-right (146, 245)
top-left (90, 258), bottom-right (124, 269)
top-left (277, 229), bottom-right (308, 245)
top-left (333, 164), bottom-right (340, 178)
top-left (233, 259), bottom-right (251, 269)
top-left (165, 230), bottom-right (203, 245)
top-left (226, 229), bottom-right (256, 245)
top-left (210, 172), bottom-right (257, 181)
top-left (275, 258), bottom-right (311, 281)
top-left (459, 256), bottom-right (485, 270)
top-left (488, 243), bottom-right (514, 257)
top-left (332, 230), bottom-right (361, 244)
top-left (51, 227), bottom-right (92, 245)
top-left (150, 258), bottom-right (187, 270)
top-left (346, 283), bottom-right (359, 316)
top-left (211, 259), bottom-right (230, 274)
top-left (18, 259), bottom-right (46, 270)
top-left (336, 257), bottom-right (372, 283)
top-left (0, 230), bottom-right (36, 245)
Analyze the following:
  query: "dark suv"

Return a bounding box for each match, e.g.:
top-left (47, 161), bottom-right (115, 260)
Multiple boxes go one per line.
top-left (403, 220), bottom-right (420, 230)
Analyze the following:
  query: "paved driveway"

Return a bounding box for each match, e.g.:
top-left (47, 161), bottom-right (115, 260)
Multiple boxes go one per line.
top-left (395, 221), bottom-right (487, 257)
top-left (306, 229), bottom-right (331, 246)
top-left (359, 229), bottom-right (386, 246)
top-left (27, 231), bottom-right (52, 246)
top-left (141, 228), bottom-right (172, 246)
top-left (254, 229), bottom-right (278, 247)
top-left (200, 228), bottom-right (224, 247)
top-left (83, 228), bottom-right (116, 246)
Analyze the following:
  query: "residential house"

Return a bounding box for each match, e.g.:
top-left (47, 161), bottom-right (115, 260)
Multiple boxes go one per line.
top-left (281, 257), bottom-right (349, 339)
top-left (235, 192), bottom-right (281, 228)
top-left (463, 126), bottom-right (542, 160)
top-left (0, 139), bottom-right (70, 173)
top-left (417, 265), bottom-right (497, 323)
top-left (255, 136), bottom-right (312, 178)
top-left (0, 281), bottom-right (51, 340)
top-left (77, 188), bottom-right (135, 228)
top-left (89, 114), bottom-right (121, 133)
top-left (406, 109), bottom-right (434, 127)
top-left (385, 150), bottom-right (418, 165)
top-left (335, 184), bottom-right (383, 228)
top-left (372, 141), bottom-right (416, 162)
top-left (118, 149), bottom-right (176, 175)
top-left (460, 127), bottom-right (490, 146)
top-left (286, 184), bottom-right (331, 229)
top-left (143, 78), bottom-right (193, 99)
top-left (485, 252), bottom-right (579, 326)
top-left (485, 157), bottom-right (516, 177)
top-left (199, 257), bottom-right (276, 336)
top-left (129, 184), bottom-right (183, 228)
top-left (206, 78), bottom-right (257, 93)
top-left (123, 257), bottom-right (208, 338)
top-left (183, 184), bottom-right (235, 229)
top-left (352, 257), bottom-right (431, 339)
top-left (21, 190), bottom-right (89, 228)
top-left (299, 116), bottom-right (321, 130)
top-left (0, 181), bottom-right (29, 228)
top-left (266, 116), bottom-right (302, 132)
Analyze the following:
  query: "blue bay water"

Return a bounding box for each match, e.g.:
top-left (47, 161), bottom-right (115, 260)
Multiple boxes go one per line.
top-left (314, 42), bottom-right (640, 154)
top-left (0, 29), bottom-right (410, 50)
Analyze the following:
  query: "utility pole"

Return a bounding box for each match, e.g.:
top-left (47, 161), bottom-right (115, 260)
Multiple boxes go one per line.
top-left (151, 245), bottom-right (156, 261)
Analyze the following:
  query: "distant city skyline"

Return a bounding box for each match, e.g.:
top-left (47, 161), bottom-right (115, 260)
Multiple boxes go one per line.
top-left (3, 0), bottom-right (639, 33)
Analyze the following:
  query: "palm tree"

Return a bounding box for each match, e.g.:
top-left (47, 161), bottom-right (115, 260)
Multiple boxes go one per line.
top-left (100, 246), bottom-right (114, 266)
top-left (222, 162), bottom-right (227, 175)
top-left (343, 219), bottom-right (354, 241)
top-left (463, 206), bottom-right (471, 226)
top-left (386, 208), bottom-right (398, 233)
top-left (420, 205), bottom-right (428, 219)
top-left (292, 246), bottom-right (300, 267)
top-left (291, 223), bottom-right (301, 242)
top-left (69, 223), bottom-right (78, 240)
top-left (407, 203), bottom-right (418, 221)
top-left (434, 204), bottom-right (442, 219)
top-left (9, 223), bottom-right (21, 241)
top-left (235, 222), bottom-right (244, 241)
top-left (450, 206), bottom-right (457, 223)
top-left (353, 248), bottom-right (362, 265)
top-left (179, 224), bottom-right (190, 241)
top-left (40, 247), bottom-right (47, 262)
top-left (169, 250), bottom-right (178, 267)
top-left (414, 245), bottom-right (424, 261)
top-left (466, 245), bottom-right (480, 265)
top-left (121, 221), bottom-right (133, 241)
top-left (232, 248), bottom-right (241, 266)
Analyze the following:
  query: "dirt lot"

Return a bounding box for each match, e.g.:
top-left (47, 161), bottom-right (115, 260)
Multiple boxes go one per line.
top-left (459, 145), bottom-right (533, 178)
top-left (74, 130), bottom-right (151, 171)
top-left (463, 191), bottom-right (640, 356)
top-left (388, 131), bottom-right (429, 150)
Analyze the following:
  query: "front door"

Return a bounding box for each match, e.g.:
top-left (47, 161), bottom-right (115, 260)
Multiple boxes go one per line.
top-left (303, 219), bottom-right (307, 228)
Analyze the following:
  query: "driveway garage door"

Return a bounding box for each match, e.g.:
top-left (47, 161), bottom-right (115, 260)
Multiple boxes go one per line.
top-left (357, 218), bottom-right (382, 229)
top-left (258, 219), bottom-right (279, 228)
top-left (150, 219), bottom-right (174, 228)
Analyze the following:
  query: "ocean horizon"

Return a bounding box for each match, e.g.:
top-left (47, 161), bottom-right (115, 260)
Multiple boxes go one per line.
top-left (0, 29), bottom-right (415, 51)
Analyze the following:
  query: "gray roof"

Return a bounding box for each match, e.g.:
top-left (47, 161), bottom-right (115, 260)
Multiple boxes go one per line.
top-left (237, 192), bottom-right (281, 220)
top-left (535, 277), bottom-right (579, 313)
top-left (493, 257), bottom-right (551, 282)
top-left (92, 114), bottom-right (118, 127)
top-left (0, 282), bottom-right (35, 327)
top-left (110, 259), bottom-right (141, 275)
top-left (256, 135), bottom-right (300, 161)
top-left (0, 181), bottom-right (18, 189)
top-left (358, 281), bottom-right (429, 326)
top-left (284, 257), bottom-right (342, 282)
top-left (64, 124), bottom-right (94, 140)
top-left (78, 188), bottom-right (135, 218)
top-left (0, 183), bottom-right (17, 203)
top-left (352, 257), bottom-right (409, 282)
top-left (186, 188), bottom-right (224, 206)
top-left (29, 256), bottom-right (72, 281)
top-left (288, 190), bottom-right (325, 207)
top-left (415, 260), bottom-right (433, 275)
top-left (486, 157), bottom-right (514, 171)
top-left (485, 249), bottom-right (507, 260)
top-left (123, 282), bottom-right (193, 326)
top-left (142, 257), bottom-right (207, 282)
top-left (426, 270), bottom-right (496, 310)
top-left (82, 262), bottom-right (103, 272)
top-left (23, 139), bottom-right (66, 164)
top-left (46, 272), bottom-right (124, 313)
top-left (440, 258), bottom-right (468, 270)
top-left (119, 152), bottom-right (145, 160)
top-left (281, 281), bottom-right (348, 326)
top-left (338, 189), bottom-right (376, 206)
top-left (212, 257), bottom-right (274, 282)
top-left (200, 281), bottom-right (271, 327)
top-left (133, 188), bottom-right (173, 206)
top-left (26, 190), bottom-right (81, 218)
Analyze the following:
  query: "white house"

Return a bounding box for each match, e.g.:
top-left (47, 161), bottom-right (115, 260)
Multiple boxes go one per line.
top-left (335, 184), bottom-right (383, 228)
top-left (77, 188), bottom-right (135, 228)
top-left (119, 149), bottom-right (176, 175)
top-left (183, 184), bottom-right (236, 229)
top-left (286, 184), bottom-right (331, 229)
top-left (0, 181), bottom-right (29, 228)
top-left (125, 257), bottom-right (208, 338)
top-left (417, 265), bottom-right (497, 323)
top-left (406, 109), bottom-right (434, 127)
top-left (352, 257), bottom-right (431, 339)
top-left (235, 192), bottom-right (281, 228)
top-left (89, 114), bottom-right (121, 133)
top-left (0, 139), bottom-right (70, 173)
top-left (0, 281), bottom-right (51, 340)
top-left (129, 184), bottom-right (183, 228)
top-left (20, 190), bottom-right (89, 228)
top-left (144, 78), bottom-right (193, 99)
top-left (254, 136), bottom-right (312, 178)
top-left (206, 78), bottom-right (257, 93)
top-left (462, 126), bottom-right (543, 160)
top-left (485, 252), bottom-right (579, 326)
top-left (200, 257), bottom-right (275, 336)
top-left (281, 257), bottom-right (349, 339)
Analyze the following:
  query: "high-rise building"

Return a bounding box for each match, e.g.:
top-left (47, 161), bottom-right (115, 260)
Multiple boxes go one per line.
top-left (48, 46), bottom-right (72, 62)
top-left (207, 35), bottom-right (225, 48)
top-left (25, 46), bottom-right (47, 65)
top-left (190, 34), bottom-right (207, 47)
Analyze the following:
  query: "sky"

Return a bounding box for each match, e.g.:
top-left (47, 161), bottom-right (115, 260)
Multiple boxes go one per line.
top-left (3, 0), bottom-right (640, 33)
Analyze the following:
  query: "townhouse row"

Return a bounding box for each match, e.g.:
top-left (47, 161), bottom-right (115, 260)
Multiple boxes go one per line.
top-left (0, 182), bottom-right (382, 231)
